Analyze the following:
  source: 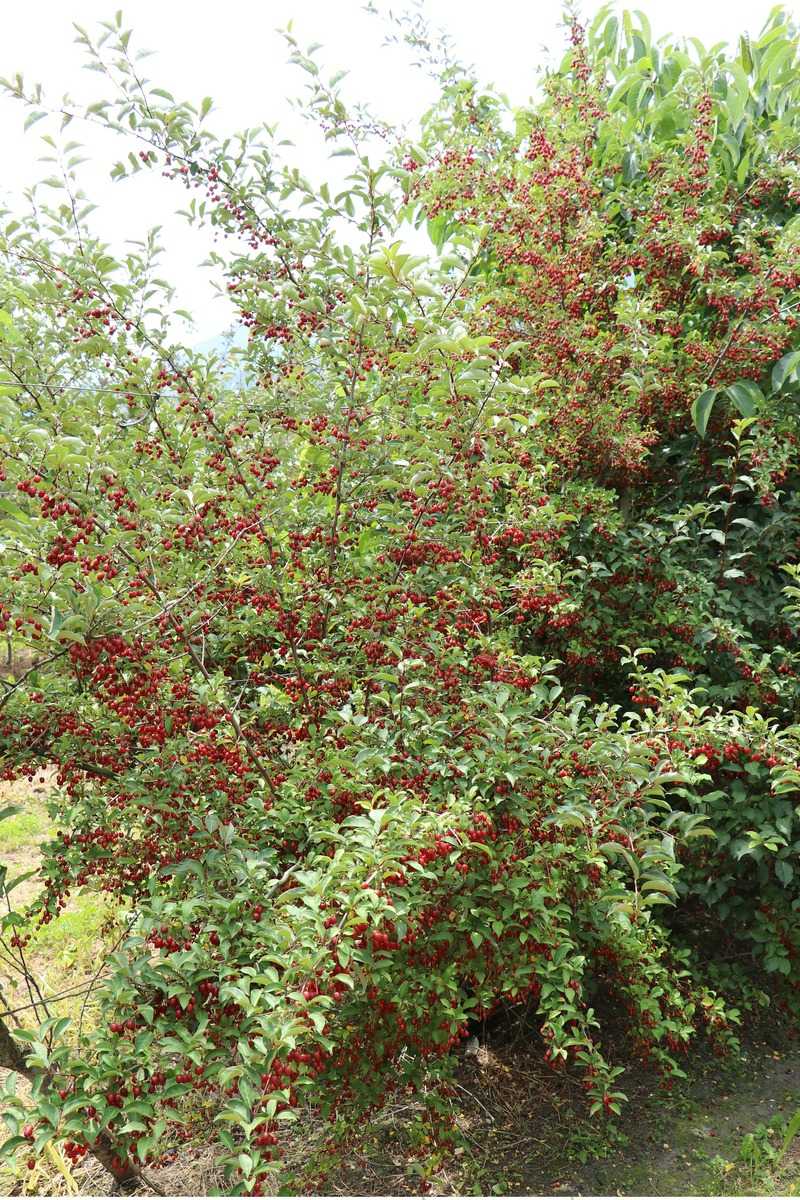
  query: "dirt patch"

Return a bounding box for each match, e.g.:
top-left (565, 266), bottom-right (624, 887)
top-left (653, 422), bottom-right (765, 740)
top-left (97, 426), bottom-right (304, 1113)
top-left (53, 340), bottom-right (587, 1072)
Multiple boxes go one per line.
top-left (566, 1041), bottom-right (800, 1197)
top-left (275, 1022), bottom-right (800, 1197)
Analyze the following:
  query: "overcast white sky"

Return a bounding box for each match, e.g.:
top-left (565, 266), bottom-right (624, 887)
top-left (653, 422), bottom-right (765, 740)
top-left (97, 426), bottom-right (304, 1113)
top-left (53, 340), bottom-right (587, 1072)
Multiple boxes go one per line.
top-left (1, 1), bottom-right (793, 340)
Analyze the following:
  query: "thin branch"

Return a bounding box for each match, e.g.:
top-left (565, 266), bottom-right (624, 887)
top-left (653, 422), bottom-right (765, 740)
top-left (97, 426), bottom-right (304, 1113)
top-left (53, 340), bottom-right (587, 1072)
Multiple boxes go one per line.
top-left (0, 977), bottom-right (111, 1020)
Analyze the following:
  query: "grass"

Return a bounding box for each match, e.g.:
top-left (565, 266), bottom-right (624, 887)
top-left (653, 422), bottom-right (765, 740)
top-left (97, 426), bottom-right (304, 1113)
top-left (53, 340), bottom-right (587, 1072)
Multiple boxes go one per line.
top-left (0, 809), bottom-right (47, 852)
top-left (28, 896), bottom-right (112, 967)
top-left (700, 1107), bottom-right (800, 1196)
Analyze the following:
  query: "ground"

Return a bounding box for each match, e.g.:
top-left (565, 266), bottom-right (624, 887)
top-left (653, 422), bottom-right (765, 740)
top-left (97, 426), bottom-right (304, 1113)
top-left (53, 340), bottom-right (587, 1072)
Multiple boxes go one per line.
top-left (0, 777), bottom-right (798, 1197)
top-left (282, 1019), bottom-right (800, 1197)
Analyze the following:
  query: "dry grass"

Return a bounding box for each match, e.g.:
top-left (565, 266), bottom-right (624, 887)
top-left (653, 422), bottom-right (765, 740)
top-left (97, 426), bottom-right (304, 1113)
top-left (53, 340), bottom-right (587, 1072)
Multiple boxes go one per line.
top-left (36, 1142), bottom-right (226, 1197)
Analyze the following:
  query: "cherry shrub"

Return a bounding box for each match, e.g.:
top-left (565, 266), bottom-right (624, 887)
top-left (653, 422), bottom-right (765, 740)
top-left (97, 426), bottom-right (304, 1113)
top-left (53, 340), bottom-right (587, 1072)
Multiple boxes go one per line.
top-left (0, 8), bottom-right (798, 1193)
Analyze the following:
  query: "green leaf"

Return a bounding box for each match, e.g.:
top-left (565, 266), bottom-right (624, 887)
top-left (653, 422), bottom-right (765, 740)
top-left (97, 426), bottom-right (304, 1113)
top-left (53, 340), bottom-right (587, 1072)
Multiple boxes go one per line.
top-left (0, 1135), bottom-right (29, 1157)
top-left (775, 859), bottom-right (794, 886)
top-left (4, 870), bottom-right (37, 895)
top-left (779, 1108), bottom-right (800, 1162)
top-left (24, 111), bottom-right (48, 133)
top-left (691, 388), bottom-right (718, 437)
top-left (771, 351), bottom-right (800, 393)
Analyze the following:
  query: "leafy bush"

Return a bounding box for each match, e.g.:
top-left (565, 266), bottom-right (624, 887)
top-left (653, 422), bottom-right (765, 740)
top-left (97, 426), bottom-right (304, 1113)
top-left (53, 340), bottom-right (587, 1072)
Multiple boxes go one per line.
top-left (0, 6), bottom-right (798, 1193)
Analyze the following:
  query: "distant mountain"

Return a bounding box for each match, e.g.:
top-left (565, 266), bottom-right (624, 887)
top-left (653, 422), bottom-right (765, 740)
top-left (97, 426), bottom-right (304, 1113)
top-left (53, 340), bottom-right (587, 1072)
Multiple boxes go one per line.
top-left (194, 325), bottom-right (248, 358)
top-left (193, 326), bottom-right (250, 385)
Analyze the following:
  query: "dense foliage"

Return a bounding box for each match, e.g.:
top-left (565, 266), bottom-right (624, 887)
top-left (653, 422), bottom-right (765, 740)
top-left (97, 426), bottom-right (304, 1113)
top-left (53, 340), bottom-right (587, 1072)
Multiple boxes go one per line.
top-left (0, 5), bottom-right (799, 1192)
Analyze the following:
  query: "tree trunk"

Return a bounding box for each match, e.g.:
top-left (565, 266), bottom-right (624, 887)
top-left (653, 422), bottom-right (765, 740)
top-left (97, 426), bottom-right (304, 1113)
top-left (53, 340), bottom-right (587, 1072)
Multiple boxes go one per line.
top-left (0, 1014), bottom-right (141, 1193)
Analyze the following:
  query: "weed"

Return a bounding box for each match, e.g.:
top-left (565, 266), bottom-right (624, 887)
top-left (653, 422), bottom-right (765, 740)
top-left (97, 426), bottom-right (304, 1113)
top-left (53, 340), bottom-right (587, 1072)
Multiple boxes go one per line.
top-left (703, 1104), bottom-right (800, 1196)
top-left (739, 1121), bottom-right (779, 1173)
top-left (564, 1118), bottom-right (630, 1165)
